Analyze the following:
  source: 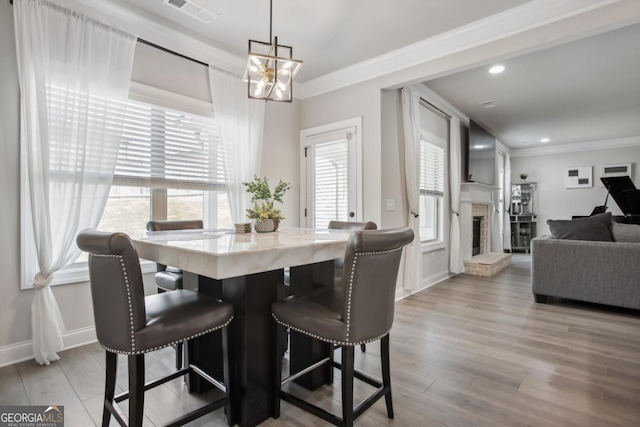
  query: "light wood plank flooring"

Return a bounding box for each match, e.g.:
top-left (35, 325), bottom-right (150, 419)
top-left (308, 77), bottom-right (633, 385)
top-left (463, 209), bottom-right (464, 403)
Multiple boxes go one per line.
top-left (1, 254), bottom-right (639, 426)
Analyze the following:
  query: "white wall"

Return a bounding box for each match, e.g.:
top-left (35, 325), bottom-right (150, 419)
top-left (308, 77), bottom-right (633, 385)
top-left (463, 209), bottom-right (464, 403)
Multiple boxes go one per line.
top-left (261, 100), bottom-right (301, 228)
top-left (511, 142), bottom-right (640, 236)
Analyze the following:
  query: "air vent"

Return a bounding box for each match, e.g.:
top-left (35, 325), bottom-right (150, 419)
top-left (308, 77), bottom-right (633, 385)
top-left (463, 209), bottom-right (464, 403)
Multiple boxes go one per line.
top-left (479, 100), bottom-right (496, 108)
top-left (163, 0), bottom-right (219, 24)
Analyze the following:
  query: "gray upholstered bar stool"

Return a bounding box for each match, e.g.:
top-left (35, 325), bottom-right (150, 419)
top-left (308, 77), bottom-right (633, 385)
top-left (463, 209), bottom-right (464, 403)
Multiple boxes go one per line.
top-left (77, 229), bottom-right (233, 427)
top-left (146, 219), bottom-right (203, 292)
top-left (272, 227), bottom-right (414, 427)
top-left (328, 220), bottom-right (377, 353)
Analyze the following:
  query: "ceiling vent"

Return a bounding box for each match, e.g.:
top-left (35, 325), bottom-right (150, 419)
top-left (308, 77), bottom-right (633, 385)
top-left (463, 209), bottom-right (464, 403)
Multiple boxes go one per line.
top-left (479, 100), bottom-right (496, 108)
top-left (163, 0), bottom-right (219, 24)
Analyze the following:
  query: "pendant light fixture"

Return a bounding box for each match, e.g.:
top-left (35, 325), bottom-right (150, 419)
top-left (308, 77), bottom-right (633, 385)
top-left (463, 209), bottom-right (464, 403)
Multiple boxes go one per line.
top-left (244, 0), bottom-right (302, 102)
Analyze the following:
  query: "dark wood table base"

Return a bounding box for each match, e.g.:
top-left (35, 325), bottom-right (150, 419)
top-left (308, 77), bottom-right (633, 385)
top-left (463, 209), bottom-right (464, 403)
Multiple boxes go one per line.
top-left (184, 259), bottom-right (335, 427)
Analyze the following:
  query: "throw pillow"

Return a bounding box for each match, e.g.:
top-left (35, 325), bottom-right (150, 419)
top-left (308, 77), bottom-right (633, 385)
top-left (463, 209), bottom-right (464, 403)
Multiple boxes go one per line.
top-left (547, 212), bottom-right (613, 241)
top-left (611, 221), bottom-right (640, 243)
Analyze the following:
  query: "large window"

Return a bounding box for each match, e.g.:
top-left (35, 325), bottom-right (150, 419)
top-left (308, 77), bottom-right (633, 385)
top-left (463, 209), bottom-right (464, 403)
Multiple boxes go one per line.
top-left (419, 136), bottom-right (445, 243)
top-left (102, 97), bottom-right (232, 233)
top-left (24, 92), bottom-right (233, 286)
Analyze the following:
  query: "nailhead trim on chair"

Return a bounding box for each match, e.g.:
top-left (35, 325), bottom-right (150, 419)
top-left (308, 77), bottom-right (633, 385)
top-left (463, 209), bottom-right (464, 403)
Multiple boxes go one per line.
top-left (100, 317), bottom-right (233, 355)
top-left (93, 254), bottom-right (137, 352)
top-left (273, 246), bottom-right (402, 347)
top-left (345, 247), bottom-right (403, 342)
top-left (93, 254), bottom-right (233, 355)
top-left (272, 313), bottom-right (390, 346)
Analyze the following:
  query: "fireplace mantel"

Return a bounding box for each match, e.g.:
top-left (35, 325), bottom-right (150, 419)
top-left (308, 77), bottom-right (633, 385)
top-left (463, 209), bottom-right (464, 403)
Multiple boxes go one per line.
top-left (461, 182), bottom-right (499, 205)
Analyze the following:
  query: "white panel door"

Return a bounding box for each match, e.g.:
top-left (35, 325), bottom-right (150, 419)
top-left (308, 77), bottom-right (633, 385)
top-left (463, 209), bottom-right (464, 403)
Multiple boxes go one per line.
top-left (300, 118), bottom-right (362, 229)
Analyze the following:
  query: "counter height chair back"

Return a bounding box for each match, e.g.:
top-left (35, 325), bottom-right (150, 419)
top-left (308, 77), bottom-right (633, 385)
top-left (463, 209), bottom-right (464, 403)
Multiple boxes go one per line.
top-left (272, 227), bottom-right (414, 427)
top-left (328, 220), bottom-right (377, 353)
top-left (77, 229), bottom-right (233, 427)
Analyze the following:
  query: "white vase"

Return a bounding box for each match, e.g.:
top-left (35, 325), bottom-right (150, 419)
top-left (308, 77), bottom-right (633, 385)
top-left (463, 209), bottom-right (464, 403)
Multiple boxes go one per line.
top-left (255, 218), bottom-right (276, 233)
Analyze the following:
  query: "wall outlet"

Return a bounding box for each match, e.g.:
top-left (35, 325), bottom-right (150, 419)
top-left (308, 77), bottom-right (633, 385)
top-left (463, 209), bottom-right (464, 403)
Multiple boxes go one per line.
top-left (386, 199), bottom-right (395, 211)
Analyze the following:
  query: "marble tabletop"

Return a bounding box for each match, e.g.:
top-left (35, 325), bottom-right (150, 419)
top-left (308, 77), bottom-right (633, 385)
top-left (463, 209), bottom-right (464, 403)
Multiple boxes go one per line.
top-left (132, 228), bottom-right (353, 279)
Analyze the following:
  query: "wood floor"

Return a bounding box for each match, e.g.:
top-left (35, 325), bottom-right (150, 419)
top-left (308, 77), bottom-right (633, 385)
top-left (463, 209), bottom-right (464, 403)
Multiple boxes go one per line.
top-left (2, 254), bottom-right (639, 426)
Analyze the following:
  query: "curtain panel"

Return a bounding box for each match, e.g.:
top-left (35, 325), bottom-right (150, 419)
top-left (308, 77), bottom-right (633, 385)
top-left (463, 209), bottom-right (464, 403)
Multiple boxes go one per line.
top-left (401, 87), bottom-right (423, 290)
top-left (503, 154), bottom-right (512, 251)
top-left (449, 117), bottom-right (465, 274)
top-left (209, 68), bottom-right (266, 224)
top-left (14, 0), bottom-right (136, 364)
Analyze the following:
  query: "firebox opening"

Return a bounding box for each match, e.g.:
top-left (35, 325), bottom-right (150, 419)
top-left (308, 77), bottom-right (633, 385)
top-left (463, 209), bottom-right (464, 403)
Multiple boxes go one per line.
top-left (472, 216), bottom-right (482, 256)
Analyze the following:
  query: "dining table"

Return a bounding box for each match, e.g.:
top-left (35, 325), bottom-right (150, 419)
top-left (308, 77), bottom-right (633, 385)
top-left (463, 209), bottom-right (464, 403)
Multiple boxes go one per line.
top-left (132, 227), bottom-right (353, 427)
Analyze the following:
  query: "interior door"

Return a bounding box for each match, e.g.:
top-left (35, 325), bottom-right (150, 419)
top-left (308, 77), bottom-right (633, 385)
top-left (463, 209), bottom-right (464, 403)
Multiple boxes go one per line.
top-left (300, 119), bottom-right (361, 229)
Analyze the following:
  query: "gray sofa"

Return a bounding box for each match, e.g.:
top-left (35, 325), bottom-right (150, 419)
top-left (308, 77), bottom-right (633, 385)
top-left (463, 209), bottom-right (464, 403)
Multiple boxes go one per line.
top-left (531, 234), bottom-right (640, 310)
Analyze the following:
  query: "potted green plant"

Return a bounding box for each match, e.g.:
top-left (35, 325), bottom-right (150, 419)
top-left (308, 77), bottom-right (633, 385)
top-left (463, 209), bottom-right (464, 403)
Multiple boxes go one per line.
top-left (243, 175), bottom-right (291, 232)
top-left (520, 173), bottom-right (528, 182)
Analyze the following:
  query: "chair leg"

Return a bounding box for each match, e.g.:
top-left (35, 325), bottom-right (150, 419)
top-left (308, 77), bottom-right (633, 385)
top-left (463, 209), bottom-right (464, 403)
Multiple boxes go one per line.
top-left (102, 352), bottom-right (117, 427)
top-left (273, 319), bottom-right (285, 419)
top-left (128, 354), bottom-right (145, 427)
top-left (175, 342), bottom-right (184, 370)
top-left (360, 343), bottom-right (366, 352)
top-left (341, 346), bottom-right (355, 427)
top-left (381, 334), bottom-right (393, 419)
top-left (221, 327), bottom-right (233, 427)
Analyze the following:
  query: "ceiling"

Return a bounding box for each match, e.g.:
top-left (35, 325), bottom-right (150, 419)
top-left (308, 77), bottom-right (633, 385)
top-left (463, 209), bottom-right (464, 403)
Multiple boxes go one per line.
top-left (425, 23), bottom-right (640, 149)
top-left (106, 0), bottom-right (640, 150)
top-left (108, 0), bottom-right (532, 82)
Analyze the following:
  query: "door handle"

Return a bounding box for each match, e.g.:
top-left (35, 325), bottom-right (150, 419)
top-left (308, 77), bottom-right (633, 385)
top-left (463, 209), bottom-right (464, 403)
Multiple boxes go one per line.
top-left (349, 212), bottom-right (355, 218)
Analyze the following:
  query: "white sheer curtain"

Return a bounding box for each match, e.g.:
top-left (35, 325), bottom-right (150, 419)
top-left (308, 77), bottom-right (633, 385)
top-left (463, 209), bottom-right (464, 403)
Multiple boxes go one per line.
top-left (448, 117), bottom-right (465, 274)
top-left (14, 0), bottom-right (136, 365)
top-left (209, 68), bottom-right (266, 223)
top-left (401, 87), bottom-right (422, 290)
top-left (503, 154), bottom-right (512, 251)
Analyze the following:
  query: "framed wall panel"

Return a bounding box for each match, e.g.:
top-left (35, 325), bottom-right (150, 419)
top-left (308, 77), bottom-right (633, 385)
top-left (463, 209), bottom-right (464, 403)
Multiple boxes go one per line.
top-left (565, 166), bottom-right (592, 188)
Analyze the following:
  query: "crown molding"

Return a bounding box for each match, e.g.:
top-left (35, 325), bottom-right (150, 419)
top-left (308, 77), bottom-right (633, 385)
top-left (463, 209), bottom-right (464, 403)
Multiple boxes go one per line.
top-left (510, 136), bottom-right (640, 158)
top-left (298, 0), bottom-right (627, 99)
top-left (59, 0), bottom-right (246, 76)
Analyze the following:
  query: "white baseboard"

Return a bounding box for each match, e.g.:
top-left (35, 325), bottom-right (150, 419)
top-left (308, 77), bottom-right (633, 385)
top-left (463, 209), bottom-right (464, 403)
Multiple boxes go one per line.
top-left (395, 271), bottom-right (453, 301)
top-left (0, 326), bottom-right (97, 368)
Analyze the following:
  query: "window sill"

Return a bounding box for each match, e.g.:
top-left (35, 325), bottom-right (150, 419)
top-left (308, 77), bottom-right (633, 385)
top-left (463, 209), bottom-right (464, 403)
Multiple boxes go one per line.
top-left (22, 260), bottom-right (156, 289)
top-left (421, 241), bottom-right (445, 253)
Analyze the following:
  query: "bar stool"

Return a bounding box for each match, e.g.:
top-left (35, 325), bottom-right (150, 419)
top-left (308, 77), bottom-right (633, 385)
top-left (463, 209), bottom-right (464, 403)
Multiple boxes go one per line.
top-left (272, 227), bottom-right (414, 427)
top-left (328, 220), bottom-right (377, 353)
top-left (77, 229), bottom-right (233, 427)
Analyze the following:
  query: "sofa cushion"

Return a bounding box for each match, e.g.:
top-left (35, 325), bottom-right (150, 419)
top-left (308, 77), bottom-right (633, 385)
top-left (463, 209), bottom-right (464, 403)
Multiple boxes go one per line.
top-left (611, 221), bottom-right (640, 243)
top-left (547, 212), bottom-right (613, 241)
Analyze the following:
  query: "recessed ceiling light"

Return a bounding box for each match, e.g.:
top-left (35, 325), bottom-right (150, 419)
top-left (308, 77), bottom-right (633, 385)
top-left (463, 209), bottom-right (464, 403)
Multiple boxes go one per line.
top-left (540, 137), bottom-right (550, 143)
top-left (489, 65), bottom-right (505, 74)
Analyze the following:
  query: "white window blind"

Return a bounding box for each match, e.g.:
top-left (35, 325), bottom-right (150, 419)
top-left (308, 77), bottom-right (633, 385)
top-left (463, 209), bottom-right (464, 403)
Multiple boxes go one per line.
top-left (312, 139), bottom-right (349, 229)
top-left (420, 140), bottom-right (445, 196)
top-left (114, 99), bottom-right (226, 191)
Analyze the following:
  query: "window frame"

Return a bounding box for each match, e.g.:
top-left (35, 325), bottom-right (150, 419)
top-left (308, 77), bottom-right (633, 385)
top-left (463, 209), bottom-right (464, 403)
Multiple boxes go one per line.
top-left (418, 130), bottom-right (447, 251)
top-left (20, 83), bottom-right (224, 289)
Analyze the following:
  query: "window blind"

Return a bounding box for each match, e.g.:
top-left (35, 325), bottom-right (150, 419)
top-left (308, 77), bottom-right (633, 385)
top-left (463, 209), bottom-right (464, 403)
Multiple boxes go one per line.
top-left (114, 98), bottom-right (226, 191)
top-left (420, 139), bottom-right (445, 196)
top-left (313, 139), bottom-right (349, 228)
